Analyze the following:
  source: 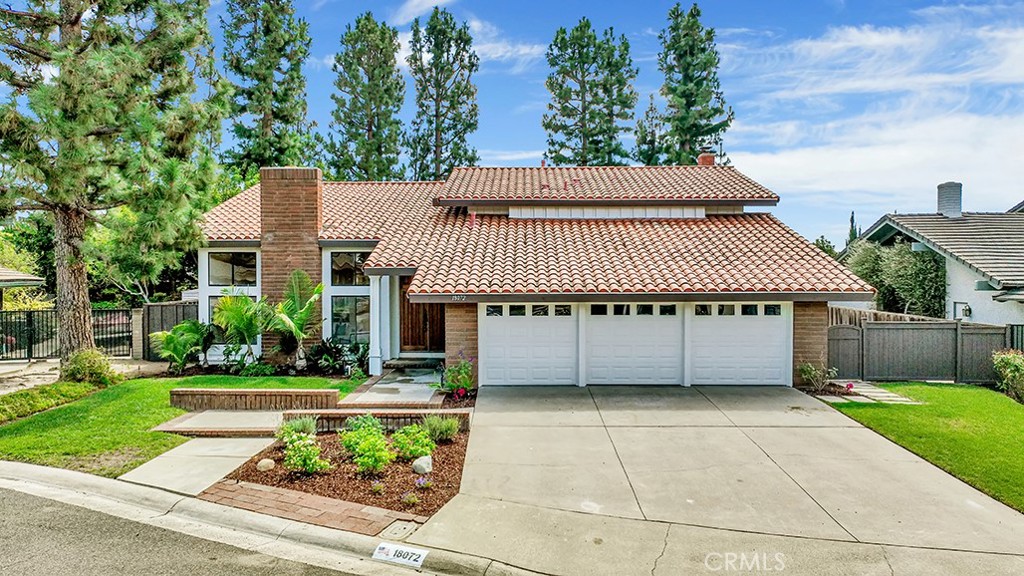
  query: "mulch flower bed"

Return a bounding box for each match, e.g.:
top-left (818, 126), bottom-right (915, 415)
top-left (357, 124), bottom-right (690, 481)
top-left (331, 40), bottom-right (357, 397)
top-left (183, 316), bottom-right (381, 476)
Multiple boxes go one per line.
top-left (228, 432), bottom-right (468, 517)
top-left (806, 382), bottom-right (857, 396)
top-left (441, 391), bottom-right (477, 409)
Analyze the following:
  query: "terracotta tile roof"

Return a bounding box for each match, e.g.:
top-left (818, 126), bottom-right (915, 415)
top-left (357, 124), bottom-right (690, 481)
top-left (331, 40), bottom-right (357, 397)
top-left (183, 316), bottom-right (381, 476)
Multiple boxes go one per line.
top-left (436, 166), bottom-right (779, 204)
top-left (398, 213), bottom-right (874, 296)
top-left (201, 181), bottom-right (444, 242)
top-left (0, 265), bottom-right (43, 287)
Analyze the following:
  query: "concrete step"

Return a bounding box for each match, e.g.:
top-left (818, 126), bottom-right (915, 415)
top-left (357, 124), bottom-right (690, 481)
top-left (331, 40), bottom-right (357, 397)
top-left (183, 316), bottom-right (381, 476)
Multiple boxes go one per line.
top-left (383, 358), bottom-right (444, 370)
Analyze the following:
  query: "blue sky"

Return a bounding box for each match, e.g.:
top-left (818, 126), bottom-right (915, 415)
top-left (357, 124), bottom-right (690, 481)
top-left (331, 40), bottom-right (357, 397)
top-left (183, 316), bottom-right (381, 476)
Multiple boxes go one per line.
top-left (209, 0), bottom-right (1024, 245)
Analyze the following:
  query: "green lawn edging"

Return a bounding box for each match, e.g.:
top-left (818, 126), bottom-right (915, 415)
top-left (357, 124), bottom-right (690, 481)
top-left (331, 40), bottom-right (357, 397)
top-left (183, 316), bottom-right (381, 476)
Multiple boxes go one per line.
top-left (836, 382), bottom-right (1024, 513)
top-left (0, 375), bottom-right (362, 478)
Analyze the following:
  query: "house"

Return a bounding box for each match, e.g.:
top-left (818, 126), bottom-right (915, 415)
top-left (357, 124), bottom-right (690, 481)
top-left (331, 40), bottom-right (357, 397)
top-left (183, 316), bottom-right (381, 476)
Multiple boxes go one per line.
top-left (199, 155), bottom-right (873, 386)
top-left (860, 183), bottom-right (1024, 325)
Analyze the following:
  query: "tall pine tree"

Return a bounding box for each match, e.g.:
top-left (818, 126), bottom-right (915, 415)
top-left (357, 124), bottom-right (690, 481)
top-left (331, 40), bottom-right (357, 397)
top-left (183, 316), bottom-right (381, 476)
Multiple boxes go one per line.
top-left (634, 95), bottom-right (665, 165)
top-left (657, 3), bottom-right (733, 165)
top-left (406, 7), bottom-right (479, 181)
top-left (0, 0), bottom-right (229, 363)
top-left (221, 0), bottom-right (312, 176)
top-left (327, 12), bottom-right (404, 181)
top-left (542, 18), bottom-right (636, 166)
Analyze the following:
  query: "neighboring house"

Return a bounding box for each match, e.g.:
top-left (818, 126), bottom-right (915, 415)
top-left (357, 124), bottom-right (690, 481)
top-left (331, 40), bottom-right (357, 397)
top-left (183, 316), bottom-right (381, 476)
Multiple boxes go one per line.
top-left (860, 183), bottom-right (1024, 325)
top-left (199, 156), bottom-right (873, 386)
top-left (0, 266), bottom-right (43, 310)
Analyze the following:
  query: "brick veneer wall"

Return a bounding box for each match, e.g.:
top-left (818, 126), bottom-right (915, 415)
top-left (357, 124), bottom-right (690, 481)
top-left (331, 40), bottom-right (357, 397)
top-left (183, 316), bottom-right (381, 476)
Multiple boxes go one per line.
top-left (445, 303), bottom-right (478, 384)
top-left (260, 167), bottom-right (323, 358)
top-left (793, 301), bottom-right (828, 386)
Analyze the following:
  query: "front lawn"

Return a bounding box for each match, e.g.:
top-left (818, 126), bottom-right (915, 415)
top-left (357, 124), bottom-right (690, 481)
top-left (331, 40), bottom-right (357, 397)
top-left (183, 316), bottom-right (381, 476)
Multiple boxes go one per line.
top-left (836, 382), bottom-right (1024, 513)
top-left (0, 375), bottom-right (361, 478)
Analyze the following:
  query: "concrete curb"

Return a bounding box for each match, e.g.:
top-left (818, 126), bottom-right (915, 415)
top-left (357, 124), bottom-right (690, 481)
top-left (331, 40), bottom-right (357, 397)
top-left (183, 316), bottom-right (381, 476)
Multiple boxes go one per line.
top-left (0, 461), bottom-right (544, 576)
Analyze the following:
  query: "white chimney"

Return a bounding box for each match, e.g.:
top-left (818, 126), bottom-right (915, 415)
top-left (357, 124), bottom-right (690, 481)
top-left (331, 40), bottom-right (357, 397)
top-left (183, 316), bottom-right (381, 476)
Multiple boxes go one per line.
top-left (937, 182), bottom-right (962, 218)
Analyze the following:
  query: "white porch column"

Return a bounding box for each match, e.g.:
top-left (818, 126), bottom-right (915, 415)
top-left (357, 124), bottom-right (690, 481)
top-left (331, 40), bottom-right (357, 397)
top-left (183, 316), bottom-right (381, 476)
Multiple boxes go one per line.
top-left (369, 275), bottom-right (382, 375)
top-left (379, 275), bottom-right (392, 364)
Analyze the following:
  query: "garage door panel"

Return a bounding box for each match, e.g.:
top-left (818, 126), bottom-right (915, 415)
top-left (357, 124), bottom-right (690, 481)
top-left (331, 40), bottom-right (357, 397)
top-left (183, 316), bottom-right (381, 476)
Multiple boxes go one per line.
top-left (479, 304), bottom-right (578, 386)
top-left (587, 308), bottom-right (683, 385)
top-left (689, 303), bottom-right (790, 386)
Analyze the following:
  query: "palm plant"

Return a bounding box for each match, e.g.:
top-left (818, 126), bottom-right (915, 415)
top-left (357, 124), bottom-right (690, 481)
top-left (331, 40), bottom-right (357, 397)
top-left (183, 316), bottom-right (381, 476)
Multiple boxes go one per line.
top-left (150, 324), bottom-right (202, 375)
top-left (267, 270), bottom-right (324, 369)
top-left (212, 294), bottom-right (271, 365)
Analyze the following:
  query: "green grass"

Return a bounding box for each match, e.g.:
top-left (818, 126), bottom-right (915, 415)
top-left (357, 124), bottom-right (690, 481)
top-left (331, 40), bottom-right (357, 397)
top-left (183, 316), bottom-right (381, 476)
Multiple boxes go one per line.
top-left (0, 375), bottom-right (361, 478)
top-left (0, 380), bottom-right (101, 425)
top-left (836, 382), bottom-right (1024, 513)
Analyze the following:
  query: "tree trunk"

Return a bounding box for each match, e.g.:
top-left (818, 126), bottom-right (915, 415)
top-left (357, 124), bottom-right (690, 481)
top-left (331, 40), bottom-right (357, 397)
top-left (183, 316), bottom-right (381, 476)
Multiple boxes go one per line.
top-left (53, 208), bottom-right (95, 363)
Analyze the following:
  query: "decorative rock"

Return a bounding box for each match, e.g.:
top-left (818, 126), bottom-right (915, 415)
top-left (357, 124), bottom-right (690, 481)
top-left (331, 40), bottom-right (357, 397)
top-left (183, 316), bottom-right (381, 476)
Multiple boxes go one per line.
top-left (257, 458), bottom-right (276, 472)
top-left (412, 455), bottom-right (432, 474)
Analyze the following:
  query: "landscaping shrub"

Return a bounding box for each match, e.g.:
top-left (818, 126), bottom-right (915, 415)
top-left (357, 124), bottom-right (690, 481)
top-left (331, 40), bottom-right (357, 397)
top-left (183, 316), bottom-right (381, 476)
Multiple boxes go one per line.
top-left (239, 361), bottom-right (275, 377)
top-left (993, 349), bottom-right (1024, 401)
top-left (345, 413), bottom-right (384, 434)
top-left (421, 415), bottom-right (460, 443)
top-left (434, 354), bottom-right (473, 398)
top-left (338, 427), bottom-right (395, 474)
top-left (391, 424), bottom-right (436, 460)
top-left (798, 359), bottom-right (837, 394)
top-left (339, 425), bottom-right (381, 454)
top-left (281, 431), bottom-right (331, 474)
top-left (62, 348), bottom-right (123, 387)
top-left (401, 491), bottom-right (419, 506)
top-left (307, 338), bottom-right (369, 376)
top-left (150, 320), bottom-right (215, 374)
top-left (276, 416), bottom-right (318, 438)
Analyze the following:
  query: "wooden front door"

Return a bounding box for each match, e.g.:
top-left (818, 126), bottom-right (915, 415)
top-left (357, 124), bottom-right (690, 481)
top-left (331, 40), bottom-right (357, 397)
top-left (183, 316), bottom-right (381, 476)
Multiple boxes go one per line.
top-left (400, 277), bottom-right (445, 352)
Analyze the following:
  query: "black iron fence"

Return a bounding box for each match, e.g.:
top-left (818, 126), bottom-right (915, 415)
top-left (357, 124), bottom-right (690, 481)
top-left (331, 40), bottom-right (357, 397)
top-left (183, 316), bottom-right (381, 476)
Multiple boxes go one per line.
top-left (0, 309), bottom-right (132, 360)
top-left (142, 301), bottom-right (198, 361)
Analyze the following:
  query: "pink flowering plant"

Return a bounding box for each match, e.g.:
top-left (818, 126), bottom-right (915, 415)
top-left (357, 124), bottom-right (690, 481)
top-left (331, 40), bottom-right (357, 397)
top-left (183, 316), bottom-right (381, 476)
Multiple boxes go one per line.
top-left (434, 352), bottom-right (474, 398)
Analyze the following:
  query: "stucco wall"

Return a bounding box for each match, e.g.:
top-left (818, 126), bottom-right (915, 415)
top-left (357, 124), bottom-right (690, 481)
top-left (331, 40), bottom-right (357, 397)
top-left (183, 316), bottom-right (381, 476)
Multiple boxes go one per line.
top-left (946, 257), bottom-right (1024, 325)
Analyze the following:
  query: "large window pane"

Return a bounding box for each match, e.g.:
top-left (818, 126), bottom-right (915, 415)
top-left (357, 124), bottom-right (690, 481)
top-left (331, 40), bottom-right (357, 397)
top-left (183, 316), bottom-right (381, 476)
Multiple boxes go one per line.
top-left (331, 252), bottom-right (371, 286)
top-left (332, 296), bottom-right (370, 344)
top-left (208, 252), bottom-right (256, 286)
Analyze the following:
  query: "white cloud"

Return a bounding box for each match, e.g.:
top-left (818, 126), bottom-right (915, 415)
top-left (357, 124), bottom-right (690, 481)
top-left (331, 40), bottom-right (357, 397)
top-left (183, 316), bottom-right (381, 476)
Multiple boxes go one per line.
top-left (478, 149), bottom-right (545, 163)
top-left (391, 0), bottom-right (457, 26)
top-left (466, 17), bottom-right (545, 72)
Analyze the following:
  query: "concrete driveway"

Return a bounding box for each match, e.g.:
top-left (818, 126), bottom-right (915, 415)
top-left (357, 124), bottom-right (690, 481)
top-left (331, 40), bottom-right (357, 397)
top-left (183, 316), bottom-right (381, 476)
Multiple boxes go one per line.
top-left (410, 386), bottom-right (1024, 575)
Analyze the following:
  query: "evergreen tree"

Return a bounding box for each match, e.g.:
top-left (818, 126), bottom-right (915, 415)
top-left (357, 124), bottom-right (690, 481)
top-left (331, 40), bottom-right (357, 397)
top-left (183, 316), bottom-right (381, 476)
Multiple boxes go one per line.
top-left (657, 3), bottom-right (734, 165)
top-left (327, 12), bottom-right (404, 181)
top-left (406, 7), bottom-right (480, 181)
top-left (0, 0), bottom-right (229, 364)
top-left (542, 18), bottom-right (637, 166)
top-left (634, 94), bottom-right (665, 166)
top-left (847, 211), bottom-right (860, 247)
top-left (221, 0), bottom-right (312, 176)
top-left (813, 236), bottom-right (839, 259)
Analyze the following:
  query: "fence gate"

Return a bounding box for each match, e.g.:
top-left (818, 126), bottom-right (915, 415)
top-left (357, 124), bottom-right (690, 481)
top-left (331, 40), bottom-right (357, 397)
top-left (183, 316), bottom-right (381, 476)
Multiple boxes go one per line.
top-left (142, 301), bottom-right (199, 361)
top-left (0, 309), bottom-right (132, 360)
top-left (827, 325), bottom-right (863, 379)
top-left (1012, 325), bottom-right (1024, 350)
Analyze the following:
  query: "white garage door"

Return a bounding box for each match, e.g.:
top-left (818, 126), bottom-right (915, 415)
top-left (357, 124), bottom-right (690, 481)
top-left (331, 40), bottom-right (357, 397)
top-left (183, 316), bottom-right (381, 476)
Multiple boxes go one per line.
top-left (478, 303), bottom-right (578, 385)
top-left (688, 303), bottom-right (791, 386)
top-left (586, 303), bottom-right (683, 385)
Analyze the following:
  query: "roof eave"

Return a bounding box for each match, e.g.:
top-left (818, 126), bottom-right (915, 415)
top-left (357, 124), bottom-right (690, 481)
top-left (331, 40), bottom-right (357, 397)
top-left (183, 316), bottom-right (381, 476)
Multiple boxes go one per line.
top-left (407, 290), bottom-right (874, 304)
top-left (432, 198), bottom-right (780, 208)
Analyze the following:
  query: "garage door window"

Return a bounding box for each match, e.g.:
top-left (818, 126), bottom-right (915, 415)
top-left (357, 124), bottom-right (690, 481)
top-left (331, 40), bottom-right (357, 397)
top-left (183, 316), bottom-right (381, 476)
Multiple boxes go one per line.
top-left (695, 304), bottom-right (712, 316)
top-left (637, 304), bottom-right (654, 315)
top-left (555, 305), bottom-right (572, 316)
top-left (659, 304), bottom-right (677, 316)
top-left (613, 304), bottom-right (630, 316)
top-left (742, 304), bottom-right (759, 316)
top-left (486, 305), bottom-right (503, 316)
top-left (509, 305), bottom-right (526, 316)
top-left (591, 304), bottom-right (608, 315)
top-left (718, 304), bottom-right (736, 316)
top-left (764, 304), bottom-right (782, 316)
top-left (531, 305), bottom-right (549, 316)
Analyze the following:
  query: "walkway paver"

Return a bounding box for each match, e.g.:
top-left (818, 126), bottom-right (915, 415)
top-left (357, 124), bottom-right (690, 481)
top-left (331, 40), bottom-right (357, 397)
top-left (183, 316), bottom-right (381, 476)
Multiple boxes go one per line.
top-left (153, 410), bottom-right (283, 436)
top-left (119, 438), bottom-right (274, 496)
top-left (849, 381), bottom-right (923, 404)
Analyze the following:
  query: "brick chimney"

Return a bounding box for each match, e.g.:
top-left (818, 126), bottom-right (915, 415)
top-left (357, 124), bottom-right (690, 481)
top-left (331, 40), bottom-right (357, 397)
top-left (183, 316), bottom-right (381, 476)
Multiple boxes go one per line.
top-left (260, 167), bottom-right (324, 354)
top-left (937, 181), bottom-right (962, 218)
top-left (697, 152), bottom-right (716, 166)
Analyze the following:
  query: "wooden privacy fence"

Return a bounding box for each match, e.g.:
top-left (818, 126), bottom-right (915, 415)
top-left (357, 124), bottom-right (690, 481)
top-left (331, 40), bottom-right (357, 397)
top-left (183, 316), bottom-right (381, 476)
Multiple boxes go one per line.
top-left (828, 306), bottom-right (938, 328)
top-left (828, 321), bottom-right (1011, 384)
top-left (142, 301), bottom-right (198, 361)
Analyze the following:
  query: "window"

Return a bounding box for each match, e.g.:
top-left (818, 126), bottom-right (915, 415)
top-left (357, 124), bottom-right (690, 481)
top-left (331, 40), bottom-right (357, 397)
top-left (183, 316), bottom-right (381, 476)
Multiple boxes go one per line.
top-left (485, 305), bottom-right (503, 317)
top-left (330, 252), bottom-right (371, 286)
top-left (209, 295), bottom-right (254, 344)
top-left (332, 296), bottom-right (370, 344)
top-left (531, 305), bottom-right (549, 316)
top-left (741, 304), bottom-right (759, 316)
top-left (764, 304), bottom-right (782, 316)
top-left (613, 304), bottom-right (631, 316)
top-left (554, 305), bottom-right (572, 317)
top-left (208, 252), bottom-right (257, 286)
top-left (695, 304), bottom-right (712, 316)
top-left (636, 304), bottom-right (654, 316)
top-left (718, 304), bottom-right (736, 316)
top-left (509, 305), bottom-right (527, 316)
top-left (659, 304), bottom-right (677, 316)
top-left (591, 304), bottom-right (608, 316)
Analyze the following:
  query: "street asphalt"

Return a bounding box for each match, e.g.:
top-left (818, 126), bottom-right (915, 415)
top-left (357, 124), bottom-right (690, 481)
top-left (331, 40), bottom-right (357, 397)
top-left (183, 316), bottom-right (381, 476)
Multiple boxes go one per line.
top-left (0, 488), bottom-right (351, 576)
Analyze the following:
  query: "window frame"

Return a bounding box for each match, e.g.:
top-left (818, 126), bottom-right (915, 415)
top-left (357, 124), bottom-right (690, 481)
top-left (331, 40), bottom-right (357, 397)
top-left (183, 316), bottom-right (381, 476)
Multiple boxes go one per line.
top-left (330, 295), bottom-right (371, 345)
top-left (329, 251), bottom-right (372, 287)
top-left (207, 252), bottom-right (258, 287)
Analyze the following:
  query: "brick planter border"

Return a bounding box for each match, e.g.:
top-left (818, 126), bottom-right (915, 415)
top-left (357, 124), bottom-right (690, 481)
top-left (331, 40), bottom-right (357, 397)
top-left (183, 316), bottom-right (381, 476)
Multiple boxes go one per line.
top-left (170, 388), bottom-right (339, 411)
top-left (283, 408), bottom-right (472, 433)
